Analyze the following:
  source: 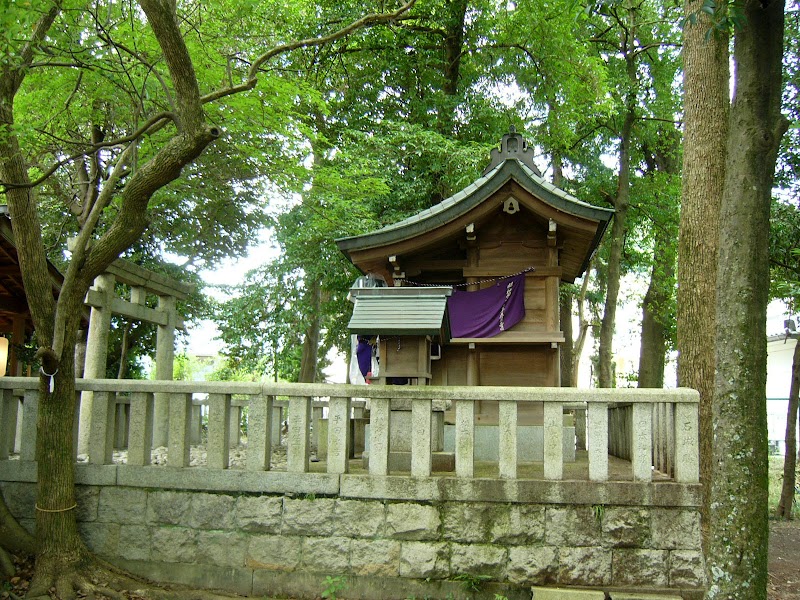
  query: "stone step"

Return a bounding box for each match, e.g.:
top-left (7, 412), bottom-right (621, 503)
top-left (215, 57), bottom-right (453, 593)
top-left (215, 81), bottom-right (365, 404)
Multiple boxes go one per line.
top-left (611, 594), bottom-right (683, 600)
top-left (532, 589), bottom-right (685, 600)
top-left (531, 588), bottom-right (605, 599)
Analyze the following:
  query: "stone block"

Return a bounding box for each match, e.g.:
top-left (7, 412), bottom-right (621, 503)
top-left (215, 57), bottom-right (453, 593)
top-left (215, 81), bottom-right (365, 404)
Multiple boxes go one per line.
top-left (611, 549), bottom-right (668, 587)
top-left (150, 526), bottom-right (198, 563)
top-left (443, 502), bottom-right (501, 543)
top-left (602, 507), bottom-right (651, 548)
top-left (282, 497), bottom-right (336, 536)
top-left (669, 550), bottom-right (705, 587)
top-left (235, 495), bottom-right (283, 533)
top-left (196, 530), bottom-right (248, 568)
top-left (386, 503), bottom-right (440, 540)
top-left (557, 547), bottom-right (612, 586)
top-left (546, 507), bottom-right (603, 547)
top-left (98, 487), bottom-right (147, 525)
top-left (450, 543), bottom-right (507, 578)
top-left (1, 482), bottom-right (37, 520)
top-left (117, 558), bottom-right (253, 597)
top-left (491, 504), bottom-right (545, 545)
top-left (300, 536), bottom-right (351, 572)
top-left (507, 546), bottom-right (558, 585)
top-left (651, 509), bottom-right (701, 550)
top-left (189, 493), bottom-right (236, 530)
top-left (334, 499), bottom-right (385, 538)
top-left (78, 521), bottom-right (119, 555)
top-left (399, 541), bottom-right (450, 579)
top-left (118, 525), bottom-right (151, 561)
top-left (532, 589), bottom-right (605, 600)
top-left (350, 539), bottom-right (401, 576)
top-left (611, 594), bottom-right (683, 600)
top-left (147, 490), bottom-right (191, 525)
top-left (75, 485), bottom-right (100, 522)
top-left (247, 534), bottom-right (302, 571)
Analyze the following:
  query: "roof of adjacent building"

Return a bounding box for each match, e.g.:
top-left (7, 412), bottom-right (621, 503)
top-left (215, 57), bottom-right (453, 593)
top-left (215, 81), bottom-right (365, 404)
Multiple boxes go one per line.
top-left (336, 130), bottom-right (614, 283)
top-left (347, 287), bottom-right (452, 336)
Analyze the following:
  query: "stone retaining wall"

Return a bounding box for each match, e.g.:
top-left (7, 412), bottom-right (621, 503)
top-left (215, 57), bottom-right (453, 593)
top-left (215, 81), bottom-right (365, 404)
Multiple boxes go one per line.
top-left (1, 480), bottom-right (705, 599)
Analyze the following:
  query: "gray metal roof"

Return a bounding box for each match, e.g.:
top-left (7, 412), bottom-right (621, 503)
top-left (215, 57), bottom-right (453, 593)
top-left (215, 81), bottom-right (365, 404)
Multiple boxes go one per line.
top-left (348, 287), bottom-right (452, 336)
top-left (336, 158), bottom-right (614, 254)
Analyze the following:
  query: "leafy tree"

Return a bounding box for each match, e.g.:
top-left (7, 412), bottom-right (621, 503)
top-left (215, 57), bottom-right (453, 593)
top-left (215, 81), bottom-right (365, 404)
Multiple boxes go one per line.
top-left (677, 0), bottom-right (729, 555)
top-left (770, 201), bottom-right (800, 519)
top-left (706, 0), bottom-right (788, 597)
top-left (0, 0), bottom-right (416, 591)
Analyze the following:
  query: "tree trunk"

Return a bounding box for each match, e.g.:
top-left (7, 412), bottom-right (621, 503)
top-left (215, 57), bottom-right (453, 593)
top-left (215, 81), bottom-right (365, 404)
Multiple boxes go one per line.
top-left (639, 130), bottom-right (679, 389)
top-left (637, 247), bottom-right (668, 388)
top-left (117, 322), bottom-right (131, 379)
top-left (776, 336), bottom-right (799, 519)
top-left (31, 319), bottom-right (90, 593)
top-left (678, 0), bottom-right (729, 553)
top-left (0, 490), bottom-right (36, 556)
top-left (298, 277), bottom-right (322, 383)
top-left (572, 264), bottom-right (593, 387)
top-left (560, 287), bottom-right (574, 387)
top-left (707, 2), bottom-right (787, 597)
top-left (597, 100), bottom-right (634, 388)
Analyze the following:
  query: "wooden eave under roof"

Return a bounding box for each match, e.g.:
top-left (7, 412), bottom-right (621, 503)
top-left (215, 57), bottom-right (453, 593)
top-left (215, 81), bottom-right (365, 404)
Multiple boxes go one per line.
top-left (336, 157), bottom-right (614, 283)
top-left (0, 208), bottom-right (66, 335)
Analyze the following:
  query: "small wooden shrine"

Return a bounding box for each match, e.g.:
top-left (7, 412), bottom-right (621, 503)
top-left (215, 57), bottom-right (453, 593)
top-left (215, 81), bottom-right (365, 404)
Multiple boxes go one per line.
top-left (337, 129), bottom-right (613, 429)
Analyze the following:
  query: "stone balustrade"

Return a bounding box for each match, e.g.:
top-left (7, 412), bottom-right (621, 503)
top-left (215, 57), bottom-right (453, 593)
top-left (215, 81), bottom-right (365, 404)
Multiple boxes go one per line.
top-left (0, 378), bottom-right (699, 489)
top-left (0, 378), bottom-right (704, 598)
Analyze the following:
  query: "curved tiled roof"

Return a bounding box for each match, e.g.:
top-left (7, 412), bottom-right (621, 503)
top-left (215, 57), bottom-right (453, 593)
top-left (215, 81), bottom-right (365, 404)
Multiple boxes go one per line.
top-left (336, 157), bottom-right (613, 254)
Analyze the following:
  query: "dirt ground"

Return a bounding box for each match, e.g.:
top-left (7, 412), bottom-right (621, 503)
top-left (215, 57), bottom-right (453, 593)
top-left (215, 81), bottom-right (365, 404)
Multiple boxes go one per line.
top-left (769, 519), bottom-right (800, 600)
top-left (2, 522), bottom-right (799, 599)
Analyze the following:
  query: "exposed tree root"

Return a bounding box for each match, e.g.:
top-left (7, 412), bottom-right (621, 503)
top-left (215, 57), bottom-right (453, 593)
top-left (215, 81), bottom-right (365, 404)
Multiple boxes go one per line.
top-left (20, 555), bottom-right (246, 600)
top-left (0, 545), bottom-right (15, 576)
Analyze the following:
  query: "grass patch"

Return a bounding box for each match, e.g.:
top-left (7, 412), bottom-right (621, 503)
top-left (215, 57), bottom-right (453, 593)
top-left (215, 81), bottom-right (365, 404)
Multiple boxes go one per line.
top-left (769, 455), bottom-right (799, 519)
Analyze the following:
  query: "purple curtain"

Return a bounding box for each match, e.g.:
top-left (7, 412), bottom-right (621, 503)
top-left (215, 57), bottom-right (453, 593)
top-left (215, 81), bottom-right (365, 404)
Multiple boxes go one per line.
top-left (447, 273), bottom-right (526, 338)
top-left (356, 338), bottom-right (372, 377)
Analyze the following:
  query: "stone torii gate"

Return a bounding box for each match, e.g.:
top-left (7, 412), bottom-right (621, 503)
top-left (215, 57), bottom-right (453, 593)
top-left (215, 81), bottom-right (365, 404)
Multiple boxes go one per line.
top-left (77, 259), bottom-right (193, 455)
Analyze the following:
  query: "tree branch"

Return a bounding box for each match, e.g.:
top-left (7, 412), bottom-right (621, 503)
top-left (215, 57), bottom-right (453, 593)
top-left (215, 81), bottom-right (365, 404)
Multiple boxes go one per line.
top-left (202, 0), bottom-right (417, 104)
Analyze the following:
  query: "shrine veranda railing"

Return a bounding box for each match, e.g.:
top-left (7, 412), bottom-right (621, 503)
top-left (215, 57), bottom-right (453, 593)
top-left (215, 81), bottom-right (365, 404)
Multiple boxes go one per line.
top-left (0, 378), bottom-right (699, 495)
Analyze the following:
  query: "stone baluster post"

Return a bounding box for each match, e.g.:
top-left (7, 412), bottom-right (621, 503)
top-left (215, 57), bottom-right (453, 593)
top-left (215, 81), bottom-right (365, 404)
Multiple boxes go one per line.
top-left (588, 401), bottom-right (609, 482)
top-left (207, 393), bottom-right (231, 470)
top-left (411, 398), bottom-right (432, 477)
top-left (287, 396), bottom-right (311, 473)
top-left (499, 400), bottom-right (518, 479)
top-left (127, 392), bottom-right (155, 466)
top-left (544, 402), bottom-right (563, 480)
top-left (153, 295), bottom-right (177, 448)
top-left (455, 399), bottom-right (475, 478)
top-left (79, 273), bottom-right (115, 455)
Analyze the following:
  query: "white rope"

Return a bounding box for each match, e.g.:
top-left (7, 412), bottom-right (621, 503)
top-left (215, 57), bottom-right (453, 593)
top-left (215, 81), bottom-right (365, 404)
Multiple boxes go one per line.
top-left (404, 266), bottom-right (535, 288)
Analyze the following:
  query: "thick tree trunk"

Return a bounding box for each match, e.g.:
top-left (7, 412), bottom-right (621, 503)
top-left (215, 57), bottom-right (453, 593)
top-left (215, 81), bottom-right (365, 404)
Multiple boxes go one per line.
top-left (776, 336), bottom-right (799, 519)
top-left (678, 0), bottom-right (729, 552)
top-left (598, 104), bottom-right (633, 388)
top-left (30, 321), bottom-right (91, 594)
top-left (637, 249), bottom-right (668, 388)
top-left (707, 2), bottom-right (787, 598)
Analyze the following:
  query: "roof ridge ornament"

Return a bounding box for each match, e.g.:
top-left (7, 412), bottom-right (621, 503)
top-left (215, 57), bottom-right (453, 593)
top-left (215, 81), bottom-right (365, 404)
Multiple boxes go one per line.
top-left (482, 128), bottom-right (542, 177)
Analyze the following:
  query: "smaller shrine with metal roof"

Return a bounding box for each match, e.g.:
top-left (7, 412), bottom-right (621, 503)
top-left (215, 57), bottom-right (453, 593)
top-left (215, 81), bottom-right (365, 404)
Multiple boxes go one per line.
top-left (337, 128), bottom-right (613, 429)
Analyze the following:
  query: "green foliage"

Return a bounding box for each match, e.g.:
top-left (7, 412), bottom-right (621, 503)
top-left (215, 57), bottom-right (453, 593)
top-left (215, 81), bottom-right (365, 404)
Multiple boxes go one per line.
top-left (321, 575), bottom-right (348, 600)
top-left (769, 200), bottom-right (800, 311)
top-left (592, 504), bottom-right (605, 524)
top-left (453, 573), bottom-right (492, 593)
